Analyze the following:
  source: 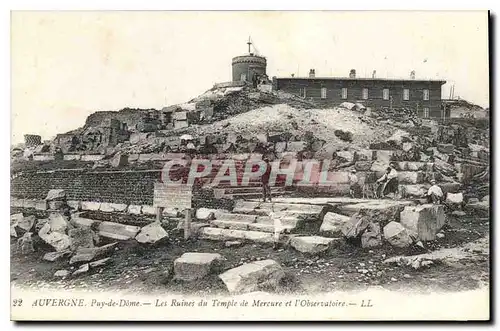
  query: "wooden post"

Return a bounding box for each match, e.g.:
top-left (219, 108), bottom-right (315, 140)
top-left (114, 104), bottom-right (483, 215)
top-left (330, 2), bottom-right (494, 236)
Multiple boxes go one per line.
top-left (184, 208), bottom-right (192, 240)
top-left (156, 207), bottom-right (164, 223)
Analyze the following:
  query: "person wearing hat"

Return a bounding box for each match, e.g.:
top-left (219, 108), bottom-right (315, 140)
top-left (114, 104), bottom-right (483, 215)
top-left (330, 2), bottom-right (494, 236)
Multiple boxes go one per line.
top-left (348, 168), bottom-right (362, 198)
top-left (426, 179), bottom-right (443, 204)
top-left (376, 163), bottom-right (399, 198)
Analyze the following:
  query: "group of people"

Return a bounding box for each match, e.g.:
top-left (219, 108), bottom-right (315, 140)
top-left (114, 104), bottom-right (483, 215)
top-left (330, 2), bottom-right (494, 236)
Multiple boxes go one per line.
top-left (348, 162), bottom-right (444, 204)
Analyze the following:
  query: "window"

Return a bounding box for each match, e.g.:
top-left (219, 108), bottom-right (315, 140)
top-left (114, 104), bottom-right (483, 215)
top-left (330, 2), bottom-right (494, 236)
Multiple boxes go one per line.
top-left (403, 89), bottom-right (410, 101)
top-left (423, 89), bottom-right (429, 100)
top-left (341, 88), bottom-right (348, 99)
top-left (240, 74), bottom-right (246, 81)
top-left (301, 87), bottom-right (307, 98)
top-left (362, 88), bottom-right (369, 100)
top-left (321, 87), bottom-right (327, 99)
top-left (383, 89), bottom-right (390, 100)
top-left (423, 107), bottom-right (430, 118)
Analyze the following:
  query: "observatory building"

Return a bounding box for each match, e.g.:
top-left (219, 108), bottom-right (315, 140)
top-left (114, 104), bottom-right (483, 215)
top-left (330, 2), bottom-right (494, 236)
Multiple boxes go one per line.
top-left (232, 38), bottom-right (267, 83)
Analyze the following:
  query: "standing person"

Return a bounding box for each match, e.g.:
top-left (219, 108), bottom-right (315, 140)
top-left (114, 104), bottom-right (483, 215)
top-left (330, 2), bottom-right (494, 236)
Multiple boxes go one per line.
top-left (261, 157), bottom-right (272, 202)
top-left (426, 179), bottom-right (444, 204)
top-left (376, 163), bottom-right (399, 199)
top-left (348, 169), bottom-right (362, 198)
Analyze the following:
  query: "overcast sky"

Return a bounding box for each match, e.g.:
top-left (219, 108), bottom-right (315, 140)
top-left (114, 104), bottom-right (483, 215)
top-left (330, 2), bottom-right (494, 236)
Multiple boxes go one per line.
top-left (11, 11), bottom-right (489, 144)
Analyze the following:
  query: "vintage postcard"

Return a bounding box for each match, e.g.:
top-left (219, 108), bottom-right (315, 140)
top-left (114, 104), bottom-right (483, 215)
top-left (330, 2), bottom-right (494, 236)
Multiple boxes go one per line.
top-left (10, 11), bottom-right (490, 321)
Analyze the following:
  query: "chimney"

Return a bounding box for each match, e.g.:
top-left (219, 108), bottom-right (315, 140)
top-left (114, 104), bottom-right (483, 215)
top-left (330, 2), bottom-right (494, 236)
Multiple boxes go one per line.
top-left (349, 69), bottom-right (356, 78)
top-left (410, 70), bottom-right (416, 80)
top-left (372, 70), bottom-right (377, 78)
top-left (309, 69), bottom-right (315, 78)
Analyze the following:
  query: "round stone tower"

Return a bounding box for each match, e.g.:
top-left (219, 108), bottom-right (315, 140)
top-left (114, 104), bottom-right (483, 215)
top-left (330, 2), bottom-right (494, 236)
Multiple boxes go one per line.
top-left (232, 38), bottom-right (267, 83)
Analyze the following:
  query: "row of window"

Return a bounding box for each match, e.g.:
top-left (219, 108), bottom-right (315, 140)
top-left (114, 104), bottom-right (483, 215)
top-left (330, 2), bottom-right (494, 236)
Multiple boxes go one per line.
top-left (303, 87), bottom-right (430, 101)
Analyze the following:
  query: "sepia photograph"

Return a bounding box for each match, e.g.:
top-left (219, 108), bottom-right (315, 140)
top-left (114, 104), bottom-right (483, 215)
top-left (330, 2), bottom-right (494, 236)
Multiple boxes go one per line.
top-left (9, 10), bottom-right (490, 321)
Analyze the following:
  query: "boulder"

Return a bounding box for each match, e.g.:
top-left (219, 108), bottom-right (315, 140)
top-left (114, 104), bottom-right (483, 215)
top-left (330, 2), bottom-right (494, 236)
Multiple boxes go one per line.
top-left (81, 201), bottom-right (101, 211)
top-left (38, 223), bottom-right (71, 252)
top-left (370, 160), bottom-right (389, 176)
top-left (17, 232), bottom-right (35, 254)
top-left (68, 227), bottom-right (95, 251)
top-left (290, 236), bottom-right (338, 254)
top-left (383, 222), bottom-right (414, 248)
top-left (451, 211), bottom-right (467, 217)
top-left (196, 208), bottom-right (216, 221)
top-left (135, 222), bottom-right (168, 244)
top-left (48, 212), bottom-right (69, 234)
top-left (361, 223), bottom-right (382, 248)
top-left (482, 195), bottom-right (490, 203)
top-left (446, 193), bottom-right (464, 205)
top-left (173, 252), bottom-right (224, 281)
top-left (99, 203), bottom-right (128, 213)
top-left (464, 201), bottom-right (489, 217)
top-left (400, 204), bottom-right (446, 241)
top-left (218, 260), bottom-right (285, 294)
top-left (54, 270), bottom-right (70, 278)
top-left (34, 218), bottom-right (49, 233)
top-left (43, 250), bottom-right (72, 262)
top-left (320, 212), bottom-right (351, 235)
top-left (45, 189), bottom-right (66, 201)
top-left (70, 242), bottom-right (118, 264)
top-left (98, 221), bottom-right (140, 240)
top-left (10, 225), bottom-right (17, 237)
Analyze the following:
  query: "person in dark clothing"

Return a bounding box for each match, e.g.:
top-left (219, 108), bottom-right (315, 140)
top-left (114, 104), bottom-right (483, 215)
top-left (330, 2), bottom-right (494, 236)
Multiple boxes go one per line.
top-left (261, 157), bottom-right (272, 202)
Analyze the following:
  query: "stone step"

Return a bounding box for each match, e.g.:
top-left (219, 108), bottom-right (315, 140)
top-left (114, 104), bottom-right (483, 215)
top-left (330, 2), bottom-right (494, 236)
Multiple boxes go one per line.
top-left (210, 219), bottom-right (252, 231)
top-left (247, 223), bottom-right (295, 233)
top-left (214, 212), bottom-right (257, 223)
top-left (336, 200), bottom-right (415, 218)
top-left (198, 227), bottom-right (277, 244)
top-left (223, 186), bottom-right (286, 194)
top-left (255, 215), bottom-right (301, 227)
top-left (233, 200), bottom-right (325, 217)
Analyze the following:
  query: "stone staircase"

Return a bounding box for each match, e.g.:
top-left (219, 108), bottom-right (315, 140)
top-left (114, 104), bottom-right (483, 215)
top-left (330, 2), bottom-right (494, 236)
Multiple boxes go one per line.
top-left (196, 197), bottom-right (415, 247)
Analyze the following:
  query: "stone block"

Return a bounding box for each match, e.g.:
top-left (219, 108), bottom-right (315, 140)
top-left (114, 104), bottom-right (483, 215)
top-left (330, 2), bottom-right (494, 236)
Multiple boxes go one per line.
top-left (81, 201), bottom-right (101, 211)
top-left (127, 205), bottom-right (142, 215)
top-left (400, 204), bottom-right (446, 241)
top-left (355, 161), bottom-right (374, 172)
top-left (218, 260), bottom-right (285, 294)
top-left (383, 221), bottom-right (414, 248)
top-left (141, 205), bottom-right (157, 215)
top-left (23, 199), bottom-right (37, 209)
top-left (99, 203), bottom-right (128, 213)
top-left (48, 212), bottom-right (69, 234)
top-left (196, 208), bottom-right (216, 221)
top-left (397, 171), bottom-right (424, 184)
top-left (43, 251), bottom-right (72, 262)
top-left (135, 222), bottom-right (168, 244)
top-left (70, 242), bottom-right (118, 264)
top-left (38, 223), bottom-right (71, 252)
top-left (98, 221), bottom-right (141, 240)
top-left (215, 212), bottom-right (257, 223)
top-left (446, 192), bottom-right (464, 205)
top-left (320, 212), bottom-right (351, 235)
top-left (437, 143), bottom-right (455, 154)
top-left (45, 189), bottom-right (66, 201)
top-left (35, 200), bottom-right (48, 211)
top-left (290, 236), bottom-right (338, 254)
top-left (361, 223), bottom-right (382, 248)
top-left (68, 227), bottom-right (95, 251)
top-left (174, 252), bottom-right (223, 281)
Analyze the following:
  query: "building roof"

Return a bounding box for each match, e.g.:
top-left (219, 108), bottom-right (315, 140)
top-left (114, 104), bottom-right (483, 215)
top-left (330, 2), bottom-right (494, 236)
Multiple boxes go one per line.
top-left (274, 76), bottom-right (446, 84)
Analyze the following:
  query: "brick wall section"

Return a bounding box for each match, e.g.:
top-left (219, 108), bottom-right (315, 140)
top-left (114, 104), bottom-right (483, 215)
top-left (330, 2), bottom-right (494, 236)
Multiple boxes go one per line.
top-left (11, 170), bottom-right (161, 205)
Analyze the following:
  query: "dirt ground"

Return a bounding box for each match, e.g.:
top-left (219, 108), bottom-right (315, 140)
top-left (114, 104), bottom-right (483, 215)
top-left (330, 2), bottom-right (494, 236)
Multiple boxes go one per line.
top-left (10, 212), bottom-right (490, 295)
